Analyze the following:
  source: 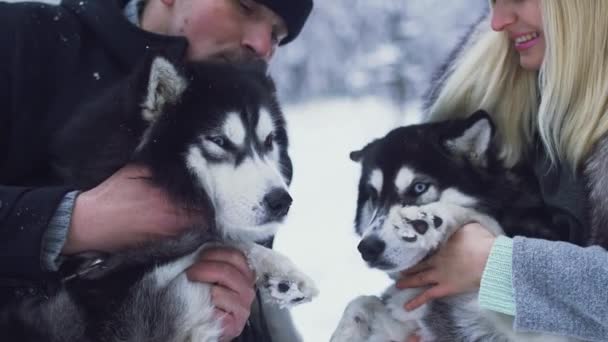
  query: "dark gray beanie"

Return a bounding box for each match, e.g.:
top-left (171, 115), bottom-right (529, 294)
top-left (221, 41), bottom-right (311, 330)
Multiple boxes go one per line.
top-left (256, 0), bottom-right (313, 45)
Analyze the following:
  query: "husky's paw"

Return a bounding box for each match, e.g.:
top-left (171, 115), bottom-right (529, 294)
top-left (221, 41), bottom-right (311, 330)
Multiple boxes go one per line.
top-left (260, 269), bottom-right (318, 308)
top-left (399, 206), bottom-right (444, 234)
top-left (388, 205), bottom-right (447, 251)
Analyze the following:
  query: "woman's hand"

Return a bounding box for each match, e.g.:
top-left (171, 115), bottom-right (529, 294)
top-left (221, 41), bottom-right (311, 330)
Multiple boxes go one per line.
top-left (187, 246), bottom-right (257, 341)
top-left (396, 223), bottom-right (496, 311)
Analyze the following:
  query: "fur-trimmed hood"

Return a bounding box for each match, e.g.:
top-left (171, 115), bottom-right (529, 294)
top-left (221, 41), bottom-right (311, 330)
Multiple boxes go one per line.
top-left (584, 135), bottom-right (608, 247)
top-left (422, 12), bottom-right (491, 114)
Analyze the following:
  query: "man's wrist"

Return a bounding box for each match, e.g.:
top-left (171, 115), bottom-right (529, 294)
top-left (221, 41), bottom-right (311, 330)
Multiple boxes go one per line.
top-left (62, 190), bottom-right (96, 254)
top-left (42, 190), bottom-right (80, 271)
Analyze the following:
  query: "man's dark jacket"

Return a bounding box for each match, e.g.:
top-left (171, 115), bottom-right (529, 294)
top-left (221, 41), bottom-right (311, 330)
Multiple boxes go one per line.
top-left (0, 1), bottom-right (272, 340)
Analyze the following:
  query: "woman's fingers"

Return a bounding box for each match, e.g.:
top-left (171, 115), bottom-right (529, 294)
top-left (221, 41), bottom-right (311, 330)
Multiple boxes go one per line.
top-left (396, 269), bottom-right (437, 289)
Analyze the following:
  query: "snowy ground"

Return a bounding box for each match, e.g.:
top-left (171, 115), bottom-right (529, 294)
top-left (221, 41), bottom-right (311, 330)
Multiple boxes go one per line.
top-left (274, 97), bottom-right (422, 341)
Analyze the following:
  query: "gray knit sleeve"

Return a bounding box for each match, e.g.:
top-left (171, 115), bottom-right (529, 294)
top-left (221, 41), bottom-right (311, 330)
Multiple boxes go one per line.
top-left (512, 237), bottom-right (608, 341)
top-left (40, 190), bottom-right (79, 272)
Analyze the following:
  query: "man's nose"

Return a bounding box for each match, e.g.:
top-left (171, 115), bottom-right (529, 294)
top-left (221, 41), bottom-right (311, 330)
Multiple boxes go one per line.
top-left (243, 25), bottom-right (275, 61)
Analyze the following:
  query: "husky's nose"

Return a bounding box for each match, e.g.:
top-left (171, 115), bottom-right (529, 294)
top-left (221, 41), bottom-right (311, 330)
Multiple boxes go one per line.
top-left (358, 237), bottom-right (386, 262)
top-left (263, 188), bottom-right (293, 219)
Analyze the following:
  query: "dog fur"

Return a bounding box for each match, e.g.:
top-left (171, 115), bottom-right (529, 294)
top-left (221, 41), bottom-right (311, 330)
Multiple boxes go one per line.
top-left (0, 56), bottom-right (317, 342)
top-left (331, 111), bottom-right (582, 342)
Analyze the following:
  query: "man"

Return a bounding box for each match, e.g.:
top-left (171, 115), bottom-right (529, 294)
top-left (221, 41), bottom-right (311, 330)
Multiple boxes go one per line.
top-left (0, 0), bottom-right (313, 340)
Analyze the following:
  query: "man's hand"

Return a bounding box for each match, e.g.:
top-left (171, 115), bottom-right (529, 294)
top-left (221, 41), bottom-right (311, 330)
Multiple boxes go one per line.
top-left (63, 164), bottom-right (204, 254)
top-left (396, 223), bottom-right (496, 311)
top-left (64, 165), bottom-right (256, 340)
top-left (187, 247), bottom-right (257, 341)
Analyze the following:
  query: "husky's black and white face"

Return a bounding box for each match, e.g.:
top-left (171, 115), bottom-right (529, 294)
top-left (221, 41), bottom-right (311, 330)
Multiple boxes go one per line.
top-left (137, 57), bottom-right (292, 242)
top-left (185, 108), bottom-right (291, 241)
top-left (350, 112), bottom-right (496, 272)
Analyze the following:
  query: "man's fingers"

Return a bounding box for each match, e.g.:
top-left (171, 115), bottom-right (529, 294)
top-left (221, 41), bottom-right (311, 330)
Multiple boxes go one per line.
top-left (396, 269), bottom-right (437, 289)
top-left (186, 260), bottom-right (255, 296)
top-left (211, 285), bottom-right (253, 316)
top-left (197, 247), bottom-right (255, 284)
top-left (212, 287), bottom-right (251, 340)
top-left (214, 308), bottom-right (245, 342)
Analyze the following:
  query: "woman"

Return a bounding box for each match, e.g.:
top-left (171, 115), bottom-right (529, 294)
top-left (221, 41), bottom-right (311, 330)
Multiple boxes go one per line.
top-left (400, 1), bottom-right (608, 341)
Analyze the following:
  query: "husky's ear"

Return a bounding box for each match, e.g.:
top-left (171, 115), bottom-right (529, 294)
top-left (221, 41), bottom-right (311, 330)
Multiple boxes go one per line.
top-left (350, 139), bottom-right (378, 162)
top-left (141, 57), bottom-right (187, 122)
top-left (350, 149), bottom-right (364, 162)
top-left (443, 110), bottom-right (495, 165)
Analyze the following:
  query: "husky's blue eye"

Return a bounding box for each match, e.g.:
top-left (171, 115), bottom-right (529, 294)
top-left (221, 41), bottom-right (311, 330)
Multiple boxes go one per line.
top-left (207, 136), bottom-right (226, 148)
top-left (412, 182), bottom-right (429, 195)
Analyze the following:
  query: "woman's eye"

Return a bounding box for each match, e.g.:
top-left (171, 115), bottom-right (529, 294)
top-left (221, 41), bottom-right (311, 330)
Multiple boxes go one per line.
top-left (207, 136), bottom-right (226, 148)
top-left (412, 182), bottom-right (429, 195)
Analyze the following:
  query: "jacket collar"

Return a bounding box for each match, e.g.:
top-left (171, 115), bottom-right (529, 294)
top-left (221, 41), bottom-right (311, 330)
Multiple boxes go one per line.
top-left (61, 0), bottom-right (188, 70)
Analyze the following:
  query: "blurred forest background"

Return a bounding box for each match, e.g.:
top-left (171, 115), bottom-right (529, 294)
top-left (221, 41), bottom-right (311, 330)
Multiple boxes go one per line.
top-left (271, 0), bottom-right (488, 109)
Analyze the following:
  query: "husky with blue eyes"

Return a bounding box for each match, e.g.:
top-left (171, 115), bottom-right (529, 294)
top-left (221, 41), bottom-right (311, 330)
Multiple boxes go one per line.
top-left (0, 56), bottom-right (317, 342)
top-left (331, 111), bottom-right (580, 342)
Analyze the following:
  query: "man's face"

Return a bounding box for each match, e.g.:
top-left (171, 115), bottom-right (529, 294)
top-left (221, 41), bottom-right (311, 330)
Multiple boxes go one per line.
top-left (165, 0), bottom-right (287, 63)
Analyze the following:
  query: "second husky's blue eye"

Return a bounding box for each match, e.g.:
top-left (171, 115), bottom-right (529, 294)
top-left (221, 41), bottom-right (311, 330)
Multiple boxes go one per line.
top-left (412, 182), bottom-right (429, 195)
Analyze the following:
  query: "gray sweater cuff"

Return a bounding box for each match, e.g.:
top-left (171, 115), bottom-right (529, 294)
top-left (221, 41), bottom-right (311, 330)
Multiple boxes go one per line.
top-left (41, 190), bottom-right (79, 271)
top-left (513, 236), bottom-right (608, 341)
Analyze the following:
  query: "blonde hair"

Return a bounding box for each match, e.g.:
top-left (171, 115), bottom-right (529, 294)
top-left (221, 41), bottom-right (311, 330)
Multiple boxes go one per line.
top-left (427, 0), bottom-right (608, 169)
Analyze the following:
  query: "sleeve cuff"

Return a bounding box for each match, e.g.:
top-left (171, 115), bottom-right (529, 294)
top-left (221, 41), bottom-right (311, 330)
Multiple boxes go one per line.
top-left (478, 235), bottom-right (516, 316)
top-left (41, 190), bottom-right (79, 271)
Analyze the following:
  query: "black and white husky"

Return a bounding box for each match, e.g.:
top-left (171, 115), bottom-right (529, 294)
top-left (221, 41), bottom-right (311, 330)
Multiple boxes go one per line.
top-left (1, 56), bottom-right (317, 341)
top-left (331, 111), bottom-right (581, 342)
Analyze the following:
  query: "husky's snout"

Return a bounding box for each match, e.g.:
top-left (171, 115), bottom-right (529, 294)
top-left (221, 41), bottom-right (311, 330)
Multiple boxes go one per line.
top-left (358, 236), bottom-right (386, 262)
top-left (263, 188), bottom-right (293, 220)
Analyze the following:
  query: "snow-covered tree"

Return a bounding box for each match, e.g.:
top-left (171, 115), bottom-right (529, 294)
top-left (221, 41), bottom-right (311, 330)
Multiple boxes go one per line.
top-left (271, 0), bottom-right (488, 106)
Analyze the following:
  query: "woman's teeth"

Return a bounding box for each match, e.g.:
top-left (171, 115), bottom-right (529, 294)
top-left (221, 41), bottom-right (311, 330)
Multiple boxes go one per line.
top-left (515, 32), bottom-right (539, 44)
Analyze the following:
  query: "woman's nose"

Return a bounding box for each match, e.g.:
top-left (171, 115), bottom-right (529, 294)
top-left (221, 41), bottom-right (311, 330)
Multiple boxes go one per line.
top-left (491, 2), bottom-right (517, 32)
